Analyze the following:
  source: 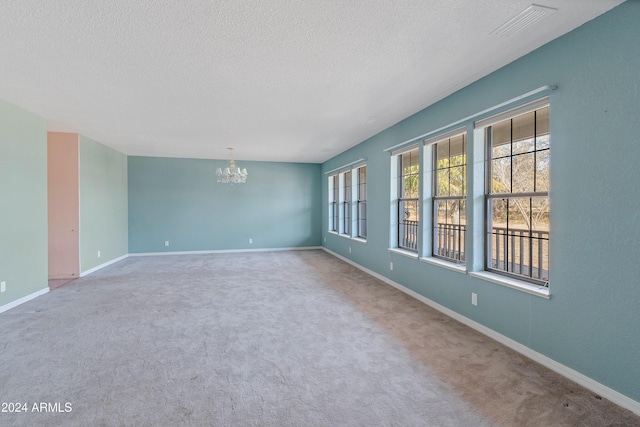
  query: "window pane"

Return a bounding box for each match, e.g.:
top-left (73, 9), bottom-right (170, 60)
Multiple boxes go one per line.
top-left (437, 169), bottom-right (449, 197)
top-left (401, 199), bottom-right (419, 222)
top-left (399, 199), bottom-right (418, 251)
top-left (403, 173), bottom-right (419, 198)
top-left (492, 158), bottom-right (511, 193)
top-left (536, 134), bottom-right (550, 151)
top-left (434, 199), bottom-right (465, 261)
top-left (358, 201), bottom-right (367, 238)
top-left (436, 139), bottom-right (450, 167)
top-left (357, 166), bottom-right (367, 239)
top-left (513, 137), bottom-right (535, 155)
top-left (536, 150), bottom-right (550, 192)
top-left (512, 111), bottom-right (535, 143)
top-left (490, 198), bottom-right (508, 230)
top-left (488, 197), bottom-right (549, 280)
top-left (491, 120), bottom-right (512, 150)
top-left (488, 198), bottom-right (508, 269)
top-left (531, 197), bottom-right (550, 233)
top-left (400, 149), bottom-right (419, 199)
top-left (449, 166), bottom-right (465, 196)
top-left (449, 134), bottom-right (465, 158)
top-left (358, 167), bottom-right (367, 200)
top-left (512, 152), bottom-right (535, 193)
top-left (536, 106), bottom-right (550, 136)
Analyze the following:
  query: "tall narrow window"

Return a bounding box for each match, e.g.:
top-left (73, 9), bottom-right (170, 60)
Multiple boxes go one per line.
top-left (433, 133), bottom-right (466, 262)
top-left (357, 166), bottom-right (367, 239)
top-left (485, 104), bottom-right (550, 284)
top-left (342, 170), bottom-right (351, 236)
top-left (398, 148), bottom-right (419, 251)
top-left (329, 175), bottom-right (338, 232)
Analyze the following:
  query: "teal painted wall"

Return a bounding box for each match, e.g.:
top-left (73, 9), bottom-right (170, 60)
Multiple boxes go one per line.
top-left (79, 135), bottom-right (128, 272)
top-left (128, 156), bottom-right (321, 252)
top-left (0, 99), bottom-right (48, 305)
top-left (322, 2), bottom-right (640, 402)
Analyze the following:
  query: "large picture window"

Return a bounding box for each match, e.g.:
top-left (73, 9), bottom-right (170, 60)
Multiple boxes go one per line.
top-left (398, 148), bottom-right (419, 251)
top-left (485, 104), bottom-right (550, 284)
top-left (433, 133), bottom-right (466, 262)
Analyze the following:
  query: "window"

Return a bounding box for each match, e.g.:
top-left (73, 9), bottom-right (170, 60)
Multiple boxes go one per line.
top-left (329, 174), bottom-right (338, 232)
top-left (357, 166), bottom-right (367, 239)
top-left (398, 148), bottom-right (419, 251)
top-left (485, 104), bottom-right (550, 285)
top-left (342, 170), bottom-right (351, 236)
top-left (433, 133), bottom-right (466, 262)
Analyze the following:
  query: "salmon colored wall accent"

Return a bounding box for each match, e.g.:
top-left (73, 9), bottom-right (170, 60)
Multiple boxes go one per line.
top-left (47, 132), bottom-right (79, 279)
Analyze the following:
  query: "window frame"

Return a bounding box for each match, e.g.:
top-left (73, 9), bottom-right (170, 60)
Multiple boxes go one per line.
top-left (341, 170), bottom-right (352, 236)
top-left (431, 131), bottom-right (467, 264)
top-left (397, 147), bottom-right (420, 252)
top-left (481, 101), bottom-right (550, 286)
top-left (328, 174), bottom-right (339, 233)
top-left (356, 165), bottom-right (367, 239)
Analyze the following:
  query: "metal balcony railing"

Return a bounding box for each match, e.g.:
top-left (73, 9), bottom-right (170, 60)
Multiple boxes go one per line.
top-left (399, 222), bottom-right (549, 284)
top-left (434, 223), bottom-right (466, 262)
top-left (489, 226), bottom-right (549, 283)
top-left (399, 220), bottom-right (418, 251)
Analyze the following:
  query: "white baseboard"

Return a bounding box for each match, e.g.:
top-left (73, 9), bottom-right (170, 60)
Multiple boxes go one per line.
top-left (129, 246), bottom-right (322, 257)
top-left (80, 254), bottom-right (129, 277)
top-left (0, 287), bottom-right (49, 314)
top-left (321, 247), bottom-right (640, 417)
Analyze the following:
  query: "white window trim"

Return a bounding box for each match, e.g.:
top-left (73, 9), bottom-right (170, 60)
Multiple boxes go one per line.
top-left (420, 256), bottom-right (467, 274)
top-left (469, 271), bottom-right (550, 299)
top-left (388, 247), bottom-right (419, 259)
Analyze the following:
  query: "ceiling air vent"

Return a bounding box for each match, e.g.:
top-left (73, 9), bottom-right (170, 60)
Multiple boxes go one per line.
top-left (491, 4), bottom-right (558, 37)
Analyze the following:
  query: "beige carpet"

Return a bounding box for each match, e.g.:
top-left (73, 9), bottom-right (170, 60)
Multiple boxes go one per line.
top-left (1, 250), bottom-right (638, 426)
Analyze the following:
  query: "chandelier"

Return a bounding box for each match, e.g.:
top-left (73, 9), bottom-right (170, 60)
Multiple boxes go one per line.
top-left (216, 148), bottom-right (248, 184)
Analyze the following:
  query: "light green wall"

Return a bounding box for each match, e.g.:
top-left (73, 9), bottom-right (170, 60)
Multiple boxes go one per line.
top-left (128, 156), bottom-right (321, 252)
top-left (79, 135), bottom-right (128, 273)
top-left (0, 99), bottom-right (48, 306)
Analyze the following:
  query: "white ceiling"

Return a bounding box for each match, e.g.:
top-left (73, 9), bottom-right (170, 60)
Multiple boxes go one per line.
top-left (0, 1), bottom-right (623, 163)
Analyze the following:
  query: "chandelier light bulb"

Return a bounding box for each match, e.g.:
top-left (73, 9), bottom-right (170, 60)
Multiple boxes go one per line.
top-left (216, 148), bottom-right (248, 184)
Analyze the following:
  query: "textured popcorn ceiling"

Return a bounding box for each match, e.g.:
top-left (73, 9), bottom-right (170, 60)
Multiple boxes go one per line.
top-left (0, 1), bottom-right (623, 163)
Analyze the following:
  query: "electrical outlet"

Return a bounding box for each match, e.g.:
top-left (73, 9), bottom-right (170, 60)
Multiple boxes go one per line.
top-left (249, 238), bottom-right (253, 244)
top-left (348, 247), bottom-right (351, 253)
top-left (165, 241), bottom-right (169, 246)
top-left (97, 250), bottom-right (101, 258)
top-left (324, 237), bottom-right (326, 243)
top-left (472, 293), bottom-right (478, 306)
top-left (1, 281), bottom-right (6, 293)
top-left (390, 262), bottom-right (394, 271)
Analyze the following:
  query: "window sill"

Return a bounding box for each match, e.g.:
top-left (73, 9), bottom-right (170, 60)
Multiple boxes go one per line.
top-left (469, 271), bottom-right (550, 299)
top-left (352, 237), bottom-right (367, 244)
top-left (388, 248), bottom-right (419, 259)
top-left (328, 231), bottom-right (339, 235)
top-left (420, 257), bottom-right (466, 274)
